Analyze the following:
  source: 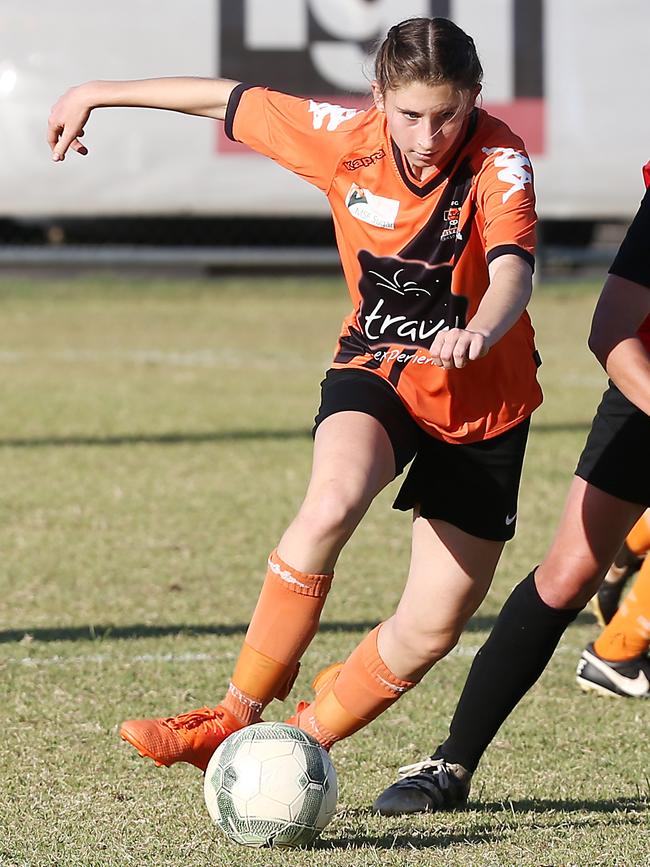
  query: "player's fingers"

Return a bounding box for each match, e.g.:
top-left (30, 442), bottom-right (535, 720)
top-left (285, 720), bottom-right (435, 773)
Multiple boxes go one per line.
top-left (452, 339), bottom-right (470, 368)
top-left (440, 332), bottom-right (467, 368)
top-left (51, 126), bottom-right (82, 161)
top-left (46, 120), bottom-right (63, 152)
top-left (467, 333), bottom-right (488, 362)
top-left (430, 328), bottom-right (458, 357)
top-left (70, 138), bottom-right (89, 156)
top-left (428, 330), bottom-right (447, 366)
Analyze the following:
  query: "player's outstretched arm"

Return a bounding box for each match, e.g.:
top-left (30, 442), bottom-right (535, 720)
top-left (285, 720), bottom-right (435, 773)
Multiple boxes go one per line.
top-left (429, 254), bottom-right (532, 369)
top-left (588, 274), bottom-right (650, 414)
top-left (47, 77), bottom-right (240, 161)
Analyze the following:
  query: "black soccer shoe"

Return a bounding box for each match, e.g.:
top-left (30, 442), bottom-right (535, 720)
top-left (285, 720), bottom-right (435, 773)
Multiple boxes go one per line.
top-left (576, 643), bottom-right (650, 698)
top-left (372, 757), bottom-right (472, 816)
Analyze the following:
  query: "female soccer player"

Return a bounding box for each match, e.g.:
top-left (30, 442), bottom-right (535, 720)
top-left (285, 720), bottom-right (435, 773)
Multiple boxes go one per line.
top-left (375, 163), bottom-right (650, 816)
top-left (48, 17), bottom-right (542, 770)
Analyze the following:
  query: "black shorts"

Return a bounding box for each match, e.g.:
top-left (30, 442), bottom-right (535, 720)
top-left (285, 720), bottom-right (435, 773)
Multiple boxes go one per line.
top-left (575, 382), bottom-right (650, 507)
top-left (314, 368), bottom-right (530, 542)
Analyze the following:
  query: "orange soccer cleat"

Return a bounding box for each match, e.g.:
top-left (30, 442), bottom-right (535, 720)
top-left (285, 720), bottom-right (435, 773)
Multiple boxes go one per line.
top-left (119, 704), bottom-right (244, 771)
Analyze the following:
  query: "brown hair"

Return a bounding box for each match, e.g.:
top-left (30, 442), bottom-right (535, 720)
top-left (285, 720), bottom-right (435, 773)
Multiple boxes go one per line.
top-left (374, 17), bottom-right (483, 94)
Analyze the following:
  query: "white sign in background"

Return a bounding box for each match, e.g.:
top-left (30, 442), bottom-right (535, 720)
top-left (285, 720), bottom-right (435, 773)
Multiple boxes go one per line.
top-left (0, 0), bottom-right (648, 218)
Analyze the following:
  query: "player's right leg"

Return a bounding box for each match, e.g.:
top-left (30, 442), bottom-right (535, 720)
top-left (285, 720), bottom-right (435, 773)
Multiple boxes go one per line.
top-left (120, 372), bottom-right (418, 770)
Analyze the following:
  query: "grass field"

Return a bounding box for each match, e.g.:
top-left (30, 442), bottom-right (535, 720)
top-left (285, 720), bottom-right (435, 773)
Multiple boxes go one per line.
top-left (1, 275), bottom-right (648, 867)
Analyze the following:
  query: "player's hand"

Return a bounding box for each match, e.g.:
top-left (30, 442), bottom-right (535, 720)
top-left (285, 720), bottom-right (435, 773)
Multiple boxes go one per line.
top-left (48, 86), bottom-right (91, 161)
top-left (429, 327), bottom-right (490, 369)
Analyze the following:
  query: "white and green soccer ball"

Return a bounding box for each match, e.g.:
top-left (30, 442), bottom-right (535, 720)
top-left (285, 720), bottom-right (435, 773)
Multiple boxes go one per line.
top-left (204, 721), bottom-right (338, 848)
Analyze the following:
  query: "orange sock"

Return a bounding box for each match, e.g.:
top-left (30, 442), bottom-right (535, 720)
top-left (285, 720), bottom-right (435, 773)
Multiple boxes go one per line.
top-left (594, 555), bottom-right (650, 661)
top-left (626, 511), bottom-right (650, 557)
top-left (222, 550), bottom-right (333, 725)
top-left (297, 624), bottom-right (417, 749)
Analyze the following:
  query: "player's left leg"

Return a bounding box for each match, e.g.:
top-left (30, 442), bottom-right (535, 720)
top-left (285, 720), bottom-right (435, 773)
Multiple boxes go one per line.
top-left (290, 515), bottom-right (503, 759)
top-left (291, 417), bottom-right (530, 813)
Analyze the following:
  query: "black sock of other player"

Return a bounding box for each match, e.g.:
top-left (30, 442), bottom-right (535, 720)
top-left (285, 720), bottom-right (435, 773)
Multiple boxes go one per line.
top-left (436, 570), bottom-right (581, 773)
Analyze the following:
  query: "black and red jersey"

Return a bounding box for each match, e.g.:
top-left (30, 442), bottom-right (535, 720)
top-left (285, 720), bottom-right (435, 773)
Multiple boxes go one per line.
top-left (226, 85), bottom-right (543, 442)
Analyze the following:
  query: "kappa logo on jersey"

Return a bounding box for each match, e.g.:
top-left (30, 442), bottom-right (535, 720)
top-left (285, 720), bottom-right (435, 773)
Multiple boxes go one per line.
top-left (343, 149), bottom-right (386, 171)
top-left (345, 184), bottom-right (399, 230)
top-left (309, 100), bottom-right (361, 131)
top-left (357, 251), bottom-right (460, 349)
top-left (482, 147), bottom-right (533, 203)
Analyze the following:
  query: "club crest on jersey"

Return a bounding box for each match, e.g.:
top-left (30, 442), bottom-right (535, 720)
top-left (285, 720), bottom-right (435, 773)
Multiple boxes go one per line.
top-left (482, 147), bottom-right (533, 203)
top-left (345, 184), bottom-right (399, 230)
top-left (440, 204), bottom-right (461, 241)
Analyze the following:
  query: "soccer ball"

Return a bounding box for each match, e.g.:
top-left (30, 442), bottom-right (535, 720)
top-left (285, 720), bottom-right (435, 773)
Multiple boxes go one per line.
top-left (204, 721), bottom-right (338, 848)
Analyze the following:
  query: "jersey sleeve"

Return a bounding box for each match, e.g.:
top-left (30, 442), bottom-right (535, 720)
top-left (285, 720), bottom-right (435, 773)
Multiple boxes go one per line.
top-left (475, 145), bottom-right (537, 271)
top-left (609, 186), bottom-right (650, 289)
top-left (225, 84), bottom-right (361, 193)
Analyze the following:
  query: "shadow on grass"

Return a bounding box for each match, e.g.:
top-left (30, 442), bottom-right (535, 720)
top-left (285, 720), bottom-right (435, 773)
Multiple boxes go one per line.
top-left (477, 796), bottom-right (650, 814)
top-left (0, 420), bottom-right (589, 450)
top-left (0, 428), bottom-right (313, 449)
top-left (0, 606), bottom-right (599, 644)
top-left (313, 796), bottom-right (649, 850)
top-left (315, 828), bottom-right (498, 850)
top-left (0, 614), bottom-right (507, 644)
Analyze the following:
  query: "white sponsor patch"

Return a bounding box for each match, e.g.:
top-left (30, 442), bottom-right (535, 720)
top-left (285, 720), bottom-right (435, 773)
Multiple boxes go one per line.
top-left (345, 183), bottom-right (400, 230)
top-left (309, 100), bottom-right (360, 131)
top-left (482, 147), bottom-right (533, 203)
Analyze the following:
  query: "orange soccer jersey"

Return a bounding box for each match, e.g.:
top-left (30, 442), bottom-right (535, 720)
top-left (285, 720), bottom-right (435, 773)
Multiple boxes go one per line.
top-left (226, 86), bottom-right (543, 442)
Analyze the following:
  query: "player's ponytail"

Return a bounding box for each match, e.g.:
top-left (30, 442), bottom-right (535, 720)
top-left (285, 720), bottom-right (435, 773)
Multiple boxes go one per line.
top-left (375, 17), bottom-right (483, 94)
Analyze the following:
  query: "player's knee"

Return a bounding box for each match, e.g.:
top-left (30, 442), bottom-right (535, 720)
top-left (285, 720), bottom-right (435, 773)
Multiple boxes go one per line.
top-left (536, 559), bottom-right (605, 609)
top-left (388, 615), bottom-right (460, 667)
top-left (296, 486), bottom-right (365, 546)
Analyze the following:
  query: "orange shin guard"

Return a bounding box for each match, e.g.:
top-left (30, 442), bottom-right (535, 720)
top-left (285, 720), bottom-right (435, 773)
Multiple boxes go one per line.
top-left (594, 555), bottom-right (650, 661)
top-left (297, 624), bottom-right (416, 749)
top-left (223, 550), bottom-right (333, 724)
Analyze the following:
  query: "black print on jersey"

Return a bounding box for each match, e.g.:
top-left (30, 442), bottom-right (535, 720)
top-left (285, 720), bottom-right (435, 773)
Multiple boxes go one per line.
top-left (350, 164), bottom-right (474, 354)
top-left (357, 252), bottom-right (455, 350)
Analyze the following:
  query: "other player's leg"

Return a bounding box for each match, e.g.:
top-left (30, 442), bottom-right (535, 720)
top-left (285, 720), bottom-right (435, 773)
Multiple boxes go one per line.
top-left (578, 550), bottom-right (650, 697)
top-left (591, 510), bottom-right (650, 626)
top-left (374, 476), bottom-right (643, 814)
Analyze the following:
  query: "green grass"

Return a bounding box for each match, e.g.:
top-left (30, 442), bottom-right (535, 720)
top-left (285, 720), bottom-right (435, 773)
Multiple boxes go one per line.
top-left (1, 275), bottom-right (648, 867)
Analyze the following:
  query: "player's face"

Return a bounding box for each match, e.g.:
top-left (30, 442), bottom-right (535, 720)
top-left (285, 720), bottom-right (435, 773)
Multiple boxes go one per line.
top-left (372, 80), bottom-right (479, 177)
